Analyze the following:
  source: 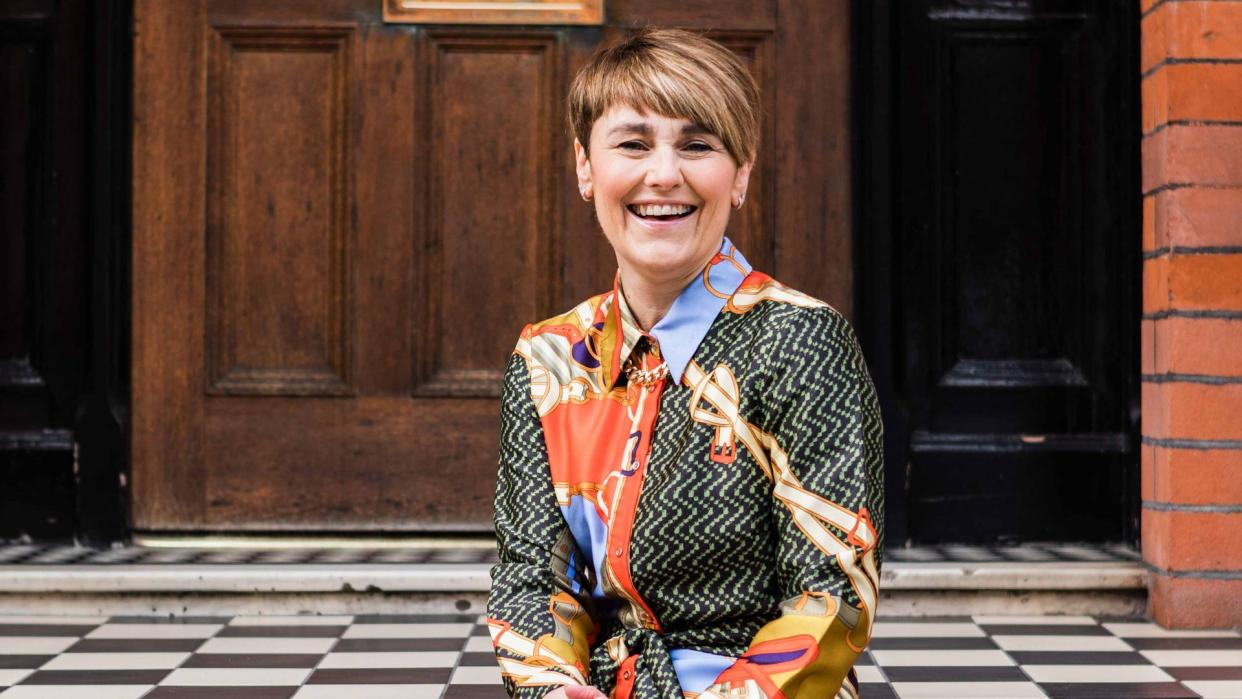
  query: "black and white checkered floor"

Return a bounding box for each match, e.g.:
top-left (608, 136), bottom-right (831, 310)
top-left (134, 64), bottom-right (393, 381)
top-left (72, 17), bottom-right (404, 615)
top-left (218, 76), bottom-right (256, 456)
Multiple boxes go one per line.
top-left (0, 613), bottom-right (1239, 698)
top-left (0, 542), bottom-right (1143, 566)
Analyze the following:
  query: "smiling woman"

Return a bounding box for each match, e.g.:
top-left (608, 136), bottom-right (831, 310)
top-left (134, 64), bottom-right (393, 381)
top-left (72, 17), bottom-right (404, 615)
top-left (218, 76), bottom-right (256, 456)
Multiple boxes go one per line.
top-left (486, 28), bottom-right (884, 699)
top-left (574, 105), bottom-right (752, 331)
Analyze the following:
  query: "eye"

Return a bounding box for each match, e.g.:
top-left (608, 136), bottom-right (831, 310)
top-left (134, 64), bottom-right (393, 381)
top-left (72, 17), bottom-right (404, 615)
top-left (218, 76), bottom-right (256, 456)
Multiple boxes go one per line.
top-left (682, 141), bottom-right (716, 153)
top-left (617, 140), bottom-right (649, 152)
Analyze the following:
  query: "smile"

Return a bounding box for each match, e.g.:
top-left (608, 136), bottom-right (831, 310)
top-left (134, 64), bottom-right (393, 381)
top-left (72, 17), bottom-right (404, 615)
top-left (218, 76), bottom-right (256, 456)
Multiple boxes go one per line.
top-left (627, 203), bottom-right (698, 221)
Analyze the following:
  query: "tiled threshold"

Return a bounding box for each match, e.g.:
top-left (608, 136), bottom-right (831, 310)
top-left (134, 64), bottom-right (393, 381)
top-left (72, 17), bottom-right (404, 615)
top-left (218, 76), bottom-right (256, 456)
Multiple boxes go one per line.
top-left (0, 541), bottom-right (1146, 617)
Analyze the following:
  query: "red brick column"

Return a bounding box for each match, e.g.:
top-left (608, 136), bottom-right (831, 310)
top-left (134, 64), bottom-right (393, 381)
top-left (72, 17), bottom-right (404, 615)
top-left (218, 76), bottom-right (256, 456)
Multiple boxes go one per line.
top-left (1140, 0), bottom-right (1242, 628)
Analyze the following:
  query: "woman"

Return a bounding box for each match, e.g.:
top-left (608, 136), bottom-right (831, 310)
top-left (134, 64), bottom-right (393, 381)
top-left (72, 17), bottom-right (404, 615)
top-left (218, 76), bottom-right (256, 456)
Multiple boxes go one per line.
top-left (487, 28), bottom-right (883, 699)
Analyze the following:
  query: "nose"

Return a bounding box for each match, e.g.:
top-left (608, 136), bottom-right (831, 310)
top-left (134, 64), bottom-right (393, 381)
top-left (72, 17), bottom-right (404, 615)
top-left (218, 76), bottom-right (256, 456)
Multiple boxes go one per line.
top-left (643, 146), bottom-right (684, 189)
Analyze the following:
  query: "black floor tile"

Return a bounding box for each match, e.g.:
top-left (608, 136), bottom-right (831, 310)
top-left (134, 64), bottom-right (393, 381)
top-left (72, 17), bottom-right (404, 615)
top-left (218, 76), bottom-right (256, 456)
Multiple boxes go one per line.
top-left (306, 667), bottom-right (453, 684)
top-left (883, 665), bottom-right (1030, 682)
top-left (145, 688), bottom-right (297, 698)
top-left (180, 653), bottom-right (325, 668)
top-left (333, 637), bottom-right (465, 652)
top-left (20, 669), bottom-right (172, 684)
top-left (1039, 682), bottom-right (1201, 698)
top-left (869, 637), bottom-right (1000, 650)
top-left (1010, 651), bottom-right (1151, 665)
top-left (216, 625), bottom-right (347, 638)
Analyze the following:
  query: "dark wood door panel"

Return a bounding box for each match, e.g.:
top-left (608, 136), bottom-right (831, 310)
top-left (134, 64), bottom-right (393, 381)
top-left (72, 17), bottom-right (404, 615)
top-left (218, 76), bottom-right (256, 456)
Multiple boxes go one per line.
top-left (133, 0), bottom-right (854, 531)
top-left (204, 399), bottom-right (498, 529)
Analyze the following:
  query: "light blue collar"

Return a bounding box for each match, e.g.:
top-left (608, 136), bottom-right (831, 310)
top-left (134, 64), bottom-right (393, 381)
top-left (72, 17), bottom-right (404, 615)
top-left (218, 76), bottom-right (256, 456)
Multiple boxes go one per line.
top-left (615, 237), bottom-right (752, 385)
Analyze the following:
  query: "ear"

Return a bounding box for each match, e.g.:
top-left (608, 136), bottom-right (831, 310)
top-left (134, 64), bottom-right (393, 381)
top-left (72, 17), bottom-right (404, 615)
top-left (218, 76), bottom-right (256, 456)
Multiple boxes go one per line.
top-left (732, 160), bottom-right (754, 203)
top-left (574, 138), bottom-right (592, 192)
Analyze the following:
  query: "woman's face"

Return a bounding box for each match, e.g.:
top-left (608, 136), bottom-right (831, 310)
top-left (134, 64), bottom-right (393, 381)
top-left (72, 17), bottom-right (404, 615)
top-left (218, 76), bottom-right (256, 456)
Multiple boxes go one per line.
top-left (575, 104), bottom-right (752, 288)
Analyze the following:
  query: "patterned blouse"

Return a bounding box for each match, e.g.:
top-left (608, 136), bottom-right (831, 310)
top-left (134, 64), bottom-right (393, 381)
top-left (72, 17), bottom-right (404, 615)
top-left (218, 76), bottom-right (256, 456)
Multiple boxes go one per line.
top-left (487, 238), bottom-right (884, 699)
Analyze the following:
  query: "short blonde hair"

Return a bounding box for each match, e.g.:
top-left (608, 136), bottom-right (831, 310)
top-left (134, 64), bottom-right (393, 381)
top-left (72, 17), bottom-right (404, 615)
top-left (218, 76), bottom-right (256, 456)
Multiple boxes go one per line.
top-left (568, 28), bottom-right (760, 165)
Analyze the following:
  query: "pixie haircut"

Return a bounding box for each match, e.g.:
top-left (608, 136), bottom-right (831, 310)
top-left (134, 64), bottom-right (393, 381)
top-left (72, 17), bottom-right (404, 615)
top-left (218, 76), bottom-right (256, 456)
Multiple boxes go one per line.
top-left (568, 28), bottom-right (760, 166)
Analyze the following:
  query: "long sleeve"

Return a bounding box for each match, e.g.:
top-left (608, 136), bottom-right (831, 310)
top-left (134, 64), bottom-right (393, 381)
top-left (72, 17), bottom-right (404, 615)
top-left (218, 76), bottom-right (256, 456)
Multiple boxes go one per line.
top-left (488, 350), bottom-right (598, 698)
top-left (697, 307), bottom-right (884, 699)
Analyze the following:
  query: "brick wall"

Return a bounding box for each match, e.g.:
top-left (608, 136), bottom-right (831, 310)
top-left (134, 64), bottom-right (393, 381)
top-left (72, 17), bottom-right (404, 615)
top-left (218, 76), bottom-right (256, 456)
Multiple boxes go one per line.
top-left (1140, 0), bottom-right (1242, 628)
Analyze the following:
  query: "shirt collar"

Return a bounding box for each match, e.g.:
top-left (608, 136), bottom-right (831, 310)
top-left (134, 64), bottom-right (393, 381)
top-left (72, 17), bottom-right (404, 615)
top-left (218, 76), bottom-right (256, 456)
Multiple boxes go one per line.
top-left (606, 237), bottom-right (752, 388)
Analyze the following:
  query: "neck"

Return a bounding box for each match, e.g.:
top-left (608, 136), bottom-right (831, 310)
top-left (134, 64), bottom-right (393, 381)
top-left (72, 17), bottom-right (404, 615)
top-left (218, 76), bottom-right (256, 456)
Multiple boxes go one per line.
top-left (618, 265), bottom-right (699, 332)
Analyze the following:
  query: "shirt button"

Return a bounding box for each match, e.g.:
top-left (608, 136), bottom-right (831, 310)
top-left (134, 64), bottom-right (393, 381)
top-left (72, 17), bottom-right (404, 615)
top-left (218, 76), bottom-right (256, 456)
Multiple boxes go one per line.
top-left (613, 547), bottom-right (624, 557)
top-left (622, 670), bottom-right (632, 680)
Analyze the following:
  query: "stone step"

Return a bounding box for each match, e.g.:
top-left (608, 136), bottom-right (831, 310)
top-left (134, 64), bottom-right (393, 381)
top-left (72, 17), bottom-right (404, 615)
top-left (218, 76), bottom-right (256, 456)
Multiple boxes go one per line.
top-left (0, 541), bottom-right (1147, 617)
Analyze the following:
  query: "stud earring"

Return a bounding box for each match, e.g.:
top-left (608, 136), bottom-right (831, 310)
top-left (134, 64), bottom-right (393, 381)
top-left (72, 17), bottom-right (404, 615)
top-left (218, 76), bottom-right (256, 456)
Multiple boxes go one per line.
top-left (580, 186), bottom-right (593, 202)
top-left (733, 194), bottom-right (745, 209)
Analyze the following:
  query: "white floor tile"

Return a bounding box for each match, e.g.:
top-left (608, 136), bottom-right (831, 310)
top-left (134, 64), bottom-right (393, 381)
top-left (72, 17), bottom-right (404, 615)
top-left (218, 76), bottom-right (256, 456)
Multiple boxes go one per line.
top-left (161, 667), bottom-right (312, 686)
top-left (1183, 681), bottom-right (1242, 698)
top-left (1103, 623), bottom-right (1240, 639)
top-left (229, 615), bottom-right (355, 626)
top-left (317, 651), bottom-right (460, 669)
top-left (342, 623), bottom-right (474, 639)
top-left (856, 665), bottom-right (887, 683)
top-left (0, 670), bottom-right (32, 687)
top-left (463, 636), bottom-right (493, 652)
top-left (992, 635), bottom-right (1132, 651)
top-left (1021, 665), bottom-right (1174, 683)
top-left (873, 623), bottom-right (985, 638)
top-left (450, 664), bottom-right (503, 684)
top-left (292, 686), bottom-right (445, 699)
top-left (0, 637), bottom-right (77, 654)
top-left (0, 687), bottom-right (153, 699)
top-left (871, 650), bottom-right (1015, 667)
top-left (196, 637), bottom-right (337, 654)
top-left (86, 623), bottom-right (222, 639)
top-left (1139, 650), bottom-right (1242, 667)
top-left (972, 616), bottom-right (1096, 626)
top-left (41, 652), bottom-right (190, 670)
top-left (892, 681), bottom-right (1047, 698)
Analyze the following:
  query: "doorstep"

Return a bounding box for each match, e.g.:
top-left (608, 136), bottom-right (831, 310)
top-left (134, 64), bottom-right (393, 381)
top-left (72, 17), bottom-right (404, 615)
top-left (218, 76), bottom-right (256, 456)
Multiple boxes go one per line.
top-left (0, 541), bottom-right (1147, 617)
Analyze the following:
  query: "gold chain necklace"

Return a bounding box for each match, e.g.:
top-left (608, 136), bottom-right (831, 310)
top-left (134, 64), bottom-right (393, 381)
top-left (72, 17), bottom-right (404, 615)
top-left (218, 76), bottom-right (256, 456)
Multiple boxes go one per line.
top-left (624, 358), bottom-right (669, 388)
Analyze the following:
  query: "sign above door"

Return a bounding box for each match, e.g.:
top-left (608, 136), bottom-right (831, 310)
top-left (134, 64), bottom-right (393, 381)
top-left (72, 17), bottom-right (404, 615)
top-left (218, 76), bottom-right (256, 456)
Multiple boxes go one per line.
top-left (383, 0), bottom-right (603, 25)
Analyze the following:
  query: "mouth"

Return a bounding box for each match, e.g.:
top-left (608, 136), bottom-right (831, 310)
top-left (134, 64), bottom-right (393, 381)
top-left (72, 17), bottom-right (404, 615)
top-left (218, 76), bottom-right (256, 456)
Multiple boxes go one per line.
top-left (627, 203), bottom-right (698, 222)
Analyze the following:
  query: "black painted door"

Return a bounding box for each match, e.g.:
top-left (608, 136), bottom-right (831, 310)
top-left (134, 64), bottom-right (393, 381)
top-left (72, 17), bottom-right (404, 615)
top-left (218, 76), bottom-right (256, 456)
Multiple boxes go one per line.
top-left (867, 0), bottom-right (1141, 544)
top-left (1, 0), bottom-right (129, 543)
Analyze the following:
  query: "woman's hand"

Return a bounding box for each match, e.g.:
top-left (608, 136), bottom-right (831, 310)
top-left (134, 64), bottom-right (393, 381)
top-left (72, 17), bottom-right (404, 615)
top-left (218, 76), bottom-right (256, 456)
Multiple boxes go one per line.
top-left (544, 685), bottom-right (608, 699)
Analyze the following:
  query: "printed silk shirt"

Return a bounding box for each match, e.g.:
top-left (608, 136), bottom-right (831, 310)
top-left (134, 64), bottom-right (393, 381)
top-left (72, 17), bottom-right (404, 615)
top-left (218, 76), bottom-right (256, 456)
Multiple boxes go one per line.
top-left (487, 239), bottom-right (884, 699)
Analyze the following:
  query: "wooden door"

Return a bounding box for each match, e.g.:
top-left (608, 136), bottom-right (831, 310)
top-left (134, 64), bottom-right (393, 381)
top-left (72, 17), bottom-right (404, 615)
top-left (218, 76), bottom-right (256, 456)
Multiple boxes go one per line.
top-left (132, 0), bottom-right (854, 531)
top-left (873, 0), bottom-right (1140, 544)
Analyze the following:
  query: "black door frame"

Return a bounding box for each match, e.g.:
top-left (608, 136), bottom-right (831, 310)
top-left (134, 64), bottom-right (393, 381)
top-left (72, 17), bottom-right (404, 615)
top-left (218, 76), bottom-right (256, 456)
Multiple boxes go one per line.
top-left (852, 0), bottom-right (912, 548)
top-left (76, 0), bottom-right (133, 545)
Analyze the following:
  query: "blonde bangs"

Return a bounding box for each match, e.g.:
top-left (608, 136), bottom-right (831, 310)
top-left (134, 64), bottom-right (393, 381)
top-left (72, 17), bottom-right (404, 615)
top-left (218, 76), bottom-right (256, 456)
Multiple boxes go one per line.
top-left (569, 29), bottom-right (760, 165)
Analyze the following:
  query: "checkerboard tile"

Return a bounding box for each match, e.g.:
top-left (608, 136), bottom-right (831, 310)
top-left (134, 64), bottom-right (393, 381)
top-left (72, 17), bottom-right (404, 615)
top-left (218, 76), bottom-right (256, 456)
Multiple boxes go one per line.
top-left (0, 543), bottom-right (1140, 567)
top-left (0, 614), bottom-right (1238, 698)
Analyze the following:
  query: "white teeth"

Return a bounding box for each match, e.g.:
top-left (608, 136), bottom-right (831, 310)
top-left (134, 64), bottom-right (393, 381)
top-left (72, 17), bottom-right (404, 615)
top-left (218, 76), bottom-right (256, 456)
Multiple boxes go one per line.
top-left (633, 203), bottom-right (693, 217)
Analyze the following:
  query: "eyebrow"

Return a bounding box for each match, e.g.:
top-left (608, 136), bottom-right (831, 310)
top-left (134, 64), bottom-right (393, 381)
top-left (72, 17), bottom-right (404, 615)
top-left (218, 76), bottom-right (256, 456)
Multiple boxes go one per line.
top-left (605, 122), bottom-right (716, 139)
top-left (607, 122), bottom-right (653, 138)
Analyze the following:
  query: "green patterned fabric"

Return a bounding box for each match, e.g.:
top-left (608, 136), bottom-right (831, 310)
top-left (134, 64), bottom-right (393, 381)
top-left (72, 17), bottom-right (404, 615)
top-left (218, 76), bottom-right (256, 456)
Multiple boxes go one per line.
top-left (487, 260), bottom-right (884, 699)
